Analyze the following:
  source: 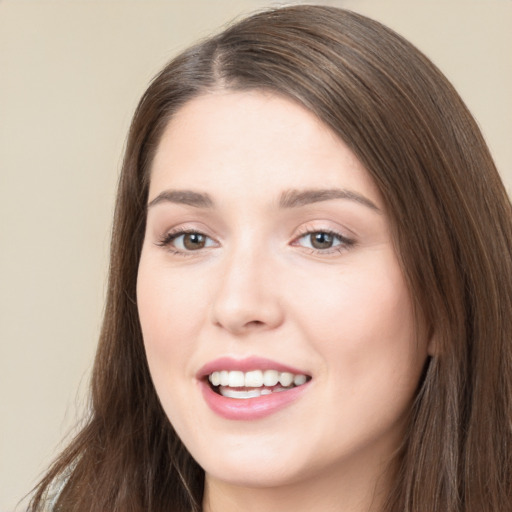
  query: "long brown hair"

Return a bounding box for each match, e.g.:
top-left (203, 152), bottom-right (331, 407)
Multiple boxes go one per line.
top-left (29, 5), bottom-right (512, 511)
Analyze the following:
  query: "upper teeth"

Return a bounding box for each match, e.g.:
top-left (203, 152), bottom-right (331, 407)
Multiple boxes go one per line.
top-left (208, 370), bottom-right (308, 388)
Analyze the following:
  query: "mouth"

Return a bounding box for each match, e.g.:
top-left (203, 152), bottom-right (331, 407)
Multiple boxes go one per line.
top-left (198, 357), bottom-right (312, 419)
top-left (207, 369), bottom-right (312, 399)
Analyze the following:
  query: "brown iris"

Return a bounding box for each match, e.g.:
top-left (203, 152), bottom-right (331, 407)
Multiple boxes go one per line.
top-left (310, 232), bottom-right (335, 249)
top-left (183, 233), bottom-right (207, 250)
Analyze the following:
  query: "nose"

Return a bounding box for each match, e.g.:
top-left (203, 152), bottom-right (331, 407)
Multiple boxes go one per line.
top-left (211, 246), bottom-right (284, 335)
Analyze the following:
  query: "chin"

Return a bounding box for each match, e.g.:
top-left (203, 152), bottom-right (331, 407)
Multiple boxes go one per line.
top-left (190, 434), bottom-right (314, 488)
top-left (203, 459), bottom-right (309, 489)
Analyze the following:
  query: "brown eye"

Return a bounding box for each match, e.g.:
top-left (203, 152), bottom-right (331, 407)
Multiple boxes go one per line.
top-left (182, 233), bottom-right (207, 250)
top-left (162, 231), bottom-right (216, 252)
top-left (294, 230), bottom-right (352, 253)
top-left (310, 232), bottom-right (334, 249)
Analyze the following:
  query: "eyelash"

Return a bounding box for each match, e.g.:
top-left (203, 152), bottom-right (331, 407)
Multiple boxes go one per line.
top-left (292, 228), bottom-right (355, 254)
top-left (156, 228), bottom-right (217, 257)
top-left (156, 227), bottom-right (355, 256)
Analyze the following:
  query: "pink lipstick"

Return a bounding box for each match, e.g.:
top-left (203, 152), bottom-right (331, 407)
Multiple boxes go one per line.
top-left (197, 356), bottom-right (311, 420)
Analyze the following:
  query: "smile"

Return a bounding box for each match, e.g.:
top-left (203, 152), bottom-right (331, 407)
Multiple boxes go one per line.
top-left (198, 357), bottom-right (312, 419)
top-left (208, 370), bottom-right (310, 399)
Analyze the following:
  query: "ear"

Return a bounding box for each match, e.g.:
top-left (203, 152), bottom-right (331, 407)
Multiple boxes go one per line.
top-left (425, 323), bottom-right (438, 357)
top-left (426, 326), bottom-right (441, 357)
top-left (427, 336), bottom-right (438, 357)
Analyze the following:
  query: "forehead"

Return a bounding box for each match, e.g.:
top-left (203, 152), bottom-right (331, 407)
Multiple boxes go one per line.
top-left (149, 90), bottom-right (381, 206)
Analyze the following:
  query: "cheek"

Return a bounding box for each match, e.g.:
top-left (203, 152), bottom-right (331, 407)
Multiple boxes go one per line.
top-left (290, 258), bottom-right (414, 355)
top-left (287, 252), bottom-right (423, 413)
top-left (136, 256), bottom-right (205, 380)
top-left (288, 258), bottom-right (423, 444)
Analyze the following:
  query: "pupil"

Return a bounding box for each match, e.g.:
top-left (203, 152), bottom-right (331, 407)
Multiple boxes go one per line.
top-left (312, 232), bottom-right (333, 249)
top-left (184, 233), bottom-right (205, 250)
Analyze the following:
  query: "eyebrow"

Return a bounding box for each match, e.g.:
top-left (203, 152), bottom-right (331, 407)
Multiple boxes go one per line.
top-left (147, 187), bottom-right (380, 212)
top-left (279, 188), bottom-right (380, 212)
top-left (148, 190), bottom-right (214, 209)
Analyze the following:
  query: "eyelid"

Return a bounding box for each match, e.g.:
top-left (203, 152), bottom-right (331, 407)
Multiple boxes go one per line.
top-left (153, 221), bottom-right (356, 256)
top-left (155, 220), bottom-right (218, 243)
top-left (290, 224), bottom-right (356, 254)
top-left (156, 226), bottom-right (219, 256)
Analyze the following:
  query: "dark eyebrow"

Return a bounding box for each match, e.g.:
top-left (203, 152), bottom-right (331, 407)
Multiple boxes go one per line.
top-left (147, 187), bottom-right (379, 212)
top-left (279, 188), bottom-right (380, 212)
top-left (147, 190), bottom-right (214, 209)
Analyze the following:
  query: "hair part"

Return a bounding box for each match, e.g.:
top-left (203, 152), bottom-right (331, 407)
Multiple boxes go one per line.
top-left (29, 6), bottom-right (512, 511)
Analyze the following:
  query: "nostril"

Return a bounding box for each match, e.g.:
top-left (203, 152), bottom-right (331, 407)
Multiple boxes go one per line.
top-left (247, 320), bottom-right (264, 327)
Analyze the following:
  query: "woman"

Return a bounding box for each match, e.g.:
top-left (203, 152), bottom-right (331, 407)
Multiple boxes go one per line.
top-left (29, 5), bottom-right (512, 511)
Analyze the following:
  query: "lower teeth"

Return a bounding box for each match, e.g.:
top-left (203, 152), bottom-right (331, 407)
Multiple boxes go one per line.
top-left (218, 386), bottom-right (291, 399)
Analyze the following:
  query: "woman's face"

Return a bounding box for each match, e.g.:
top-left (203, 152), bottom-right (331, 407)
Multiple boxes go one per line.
top-left (137, 90), bottom-right (429, 490)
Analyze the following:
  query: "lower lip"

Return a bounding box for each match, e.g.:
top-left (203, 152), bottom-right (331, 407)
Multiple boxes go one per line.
top-left (200, 380), bottom-right (310, 420)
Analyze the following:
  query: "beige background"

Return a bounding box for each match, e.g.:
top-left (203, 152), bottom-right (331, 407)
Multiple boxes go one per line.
top-left (1, 1), bottom-right (511, 509)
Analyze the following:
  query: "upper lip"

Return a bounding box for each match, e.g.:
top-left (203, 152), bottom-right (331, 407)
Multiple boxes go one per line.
top-left (197, 356), bottom-right (310, 379)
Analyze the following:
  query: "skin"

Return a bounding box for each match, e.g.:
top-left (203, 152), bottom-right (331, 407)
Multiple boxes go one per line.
top-left (137, 90), bottom-right (430, 512)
